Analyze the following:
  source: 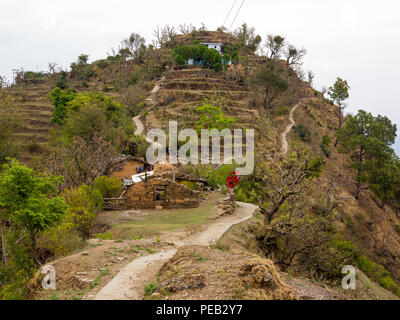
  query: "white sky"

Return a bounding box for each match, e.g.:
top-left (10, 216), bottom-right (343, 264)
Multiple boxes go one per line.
top-left (1, 0), bottom-right (400, 152)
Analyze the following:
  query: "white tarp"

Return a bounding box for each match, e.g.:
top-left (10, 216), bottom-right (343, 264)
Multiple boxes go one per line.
top-left (131, 171), bottom-right (154, 184)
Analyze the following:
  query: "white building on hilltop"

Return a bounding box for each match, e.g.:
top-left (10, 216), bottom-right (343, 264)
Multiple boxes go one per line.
top-left (201, 42), bottom-right (222, 55)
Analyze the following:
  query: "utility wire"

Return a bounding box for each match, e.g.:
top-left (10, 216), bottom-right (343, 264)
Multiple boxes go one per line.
top-left (222, 0), bottom-right (237, 27)
top-left (229, 0), bottom-right (245, 30)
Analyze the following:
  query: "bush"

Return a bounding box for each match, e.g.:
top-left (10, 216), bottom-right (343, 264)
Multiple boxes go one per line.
top-left (143, 282), bottom-right (157, 296)
top-left (275, 105), bottom-right (290, 116)
top-left (55, 71), bottom-right (68, 89)
top-left (85, 66), bottom-right (95, 79)
top-left (97, 60), bottom-right (109, 69)
top-left (174, 54), bottom-right (186, 66)
top-left (180, 181), bottom-right (199, 191)
top-left (62, 184), bottom-right (103, 238)
top-left (293, 124), bottom-right (311, 142)
top-left (95, 232), bottom-right (113, 240)
top-left (207, 164), bottom-right (237, 189)
top-left (320, 135), bottom-right (332, 158)
top-left (48, 87), bottom-right (77, 125)
top-left (94, 176), bottom-right (123, 198)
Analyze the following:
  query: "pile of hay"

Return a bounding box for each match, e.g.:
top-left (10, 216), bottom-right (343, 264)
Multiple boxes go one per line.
top-left (154, 163), bottom-right (175, 175)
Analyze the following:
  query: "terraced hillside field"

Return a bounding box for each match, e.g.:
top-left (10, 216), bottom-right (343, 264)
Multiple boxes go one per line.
top-left (145, 68), bottom-right (260, 132)
top-left (11, 81), bottom-right (54, 162)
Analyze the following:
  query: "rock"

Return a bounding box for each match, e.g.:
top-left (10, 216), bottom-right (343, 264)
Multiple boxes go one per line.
top-left (160, 274), bottom-right (206, 293)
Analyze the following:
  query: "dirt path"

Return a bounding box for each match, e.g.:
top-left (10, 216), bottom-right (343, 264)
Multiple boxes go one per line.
top-left (278, 100), bottom-right (304, 155)
top-left (94, 202), bottom-right (257, 300)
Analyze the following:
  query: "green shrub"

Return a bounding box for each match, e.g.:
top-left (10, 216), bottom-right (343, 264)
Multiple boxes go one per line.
top-left (207, 164), bottom-right (237, 189)
top-left (85, 66), bottom-right (95, 79)
top-left (356, 254), bottom-right (400, 296)
top-left (180, 181), bottom-right (199, 191)
top-left (275, 105), bottom-right (290, 116)
top-left (320, 135), bottom-right (332, 158)
top-left (55, 71), bottom-right (68, 89)
top-left (62, 184), bottom-right (103, 238)
top-left (94, 176), bottom-right (123, 198)
top-left (143, 282), bottom-right (157, 296)
top-left (97, 60), bottom-right (109, 69)
top-left (95, 232), bottom-right (113, 240)
top-left (293, 124), bottom-right (311, 142)
top-left (174, 54), bottom-right (186, 66)
top-left (48, 87), bottom-right (77, 125)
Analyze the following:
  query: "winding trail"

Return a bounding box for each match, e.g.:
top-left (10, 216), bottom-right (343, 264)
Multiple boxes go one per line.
top-left (214, 99), bottom-right (305, 169)
top-left (277, 99), bottom-right (305, 156)
top-left (94, 202), bottom-right (257, 300)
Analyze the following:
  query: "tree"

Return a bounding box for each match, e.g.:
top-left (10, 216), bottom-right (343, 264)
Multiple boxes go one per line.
top-left (368, 157), bottom-right (400, 208)
top-left (249, 62), bottom-right (289, 110)
top-left (120, 33), bottom-right (146, 60)
top-left (77, 54), bottom-right (89, 66)
top-left (0, 160), bottom-right (67, 265)
top-left (153, 25), bottom-right (177, 48)
top-left (47, 133), bottom-right (118, 189)
top-left (179, 23), bottom-right (195, 35)
top-left (336, 110), bottom-right (397, 200)
top-left (307, 70), bottom-right (315, 87)
top-left (314, 180), bottom-right (350, 216)
top-left (48, 87), bottom-right (77, 125)
top-left (196, 104), bottom-right (236, 132)
top-left (265, 34), bottom-right (285, 59)
top-left (120, 84), bottom-right (147, 116)
top-left (255, 150), bottom-right (323, 225)
top-left (48, 62), bottom-right (58, 74)
top-left (284, 44), bottom-right (307, 67)
top-left (328, 78), bottom-right (350, 146)
top-left (233, 23), bottom-right (262, 52)
top-left (0, 75), bottom-right (9, 88)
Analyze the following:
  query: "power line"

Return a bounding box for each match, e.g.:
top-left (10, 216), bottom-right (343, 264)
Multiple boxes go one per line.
top-left (229, 0), bottom-right (245, 30)
top-left (222, 0), bottom-right (237, 27)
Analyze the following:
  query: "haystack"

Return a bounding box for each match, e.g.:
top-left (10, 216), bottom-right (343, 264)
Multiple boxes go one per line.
top-left (154, 163), bottom-right (175, 175)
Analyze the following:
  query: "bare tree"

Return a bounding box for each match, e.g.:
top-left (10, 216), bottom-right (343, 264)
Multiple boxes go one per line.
top-left (315, 180), bottom-right (350, 216)
top-left (265, 34), bottom-right (285, 59)
top-left (47, 133), bottom-right (118, 189)
top-left (48, 62), bottom-right (58, 74)
top-left (233, 23), bottom-right (262, 52)
top-left (255, 152), bottom-right (323, 225)
top-left (0, 75), bottom-right (9, 88)
top-left (284, 44), bottom-right (307, 66)
top-left (307, 70), bottom-right (315, 87)
top-left (179, 23), bottom-right (195, 34)
top-left (153, 25), bottom-right (177, 48)
top-left (321, 86), bottom-right (328, 98)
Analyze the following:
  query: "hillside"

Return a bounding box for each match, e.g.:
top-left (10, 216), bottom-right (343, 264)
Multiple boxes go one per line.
top-left (1, 28), bottom-right (400, 301)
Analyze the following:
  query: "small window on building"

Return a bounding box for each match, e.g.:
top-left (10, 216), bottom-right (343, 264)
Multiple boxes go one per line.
top-left (154, 186), bottom-right (167, 202)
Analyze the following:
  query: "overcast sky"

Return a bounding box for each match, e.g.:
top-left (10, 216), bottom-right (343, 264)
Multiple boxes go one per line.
top-left (1, 0), bottom-right (399, 153)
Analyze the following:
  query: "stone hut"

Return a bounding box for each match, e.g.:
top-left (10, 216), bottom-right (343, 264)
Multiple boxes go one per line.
top-left (125, 178), bottom-right (200, 210)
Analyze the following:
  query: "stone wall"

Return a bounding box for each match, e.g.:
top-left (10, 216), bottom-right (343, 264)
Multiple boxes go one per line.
top-left (213, 193), bottom-right (237, 219)
top-left (125, 178), bottom-right (200, 210)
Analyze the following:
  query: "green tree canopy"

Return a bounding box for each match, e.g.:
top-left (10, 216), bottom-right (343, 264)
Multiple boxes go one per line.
top-left (195, 104), bottom-right (236, 132)
top-left (0, 160), bottom-right (67, 264)
top-left (250, 62), bottom-right (288, 110)
top-left (336, 110), bottom-right (397, 200)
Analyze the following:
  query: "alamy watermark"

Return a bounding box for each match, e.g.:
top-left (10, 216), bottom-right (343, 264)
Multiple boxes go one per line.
top-left (145, 121), bottom-right (255, 176)
top-left (342, 265), bottom-right (356, 290)
top-left (41, 265), bottom-right (56, 290)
